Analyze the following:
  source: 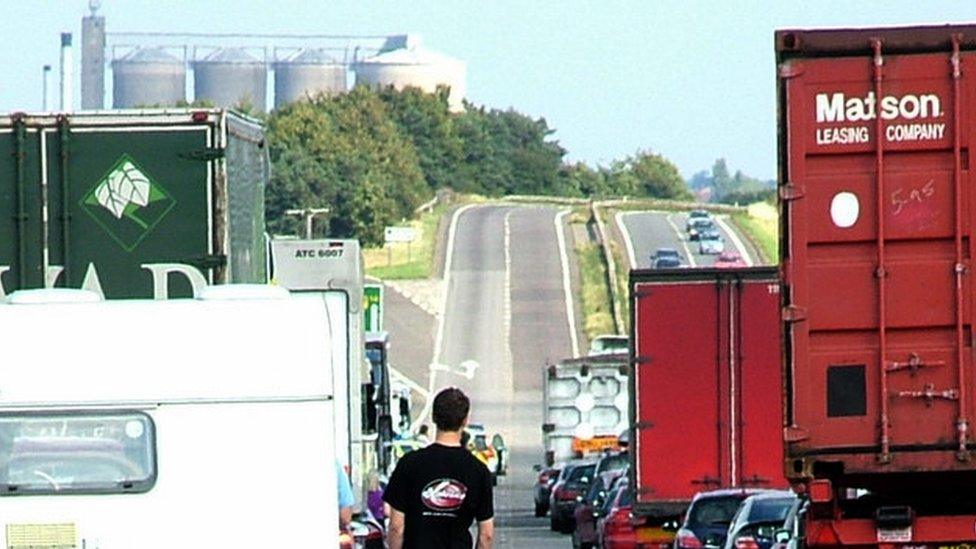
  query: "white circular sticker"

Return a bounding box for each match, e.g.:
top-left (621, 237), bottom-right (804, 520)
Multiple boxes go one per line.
top-left (574, 422), bottom-right (595, 441)
top-left (575, 393), bottom-right (596, 413)
top-left (830, 192), bottom-right (860, 229)
top-left (125, 420), bottom-right (145, 439)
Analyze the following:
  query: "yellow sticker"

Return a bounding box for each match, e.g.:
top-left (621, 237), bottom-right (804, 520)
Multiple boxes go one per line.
top-left (6, 523), bottom-right (76, 549)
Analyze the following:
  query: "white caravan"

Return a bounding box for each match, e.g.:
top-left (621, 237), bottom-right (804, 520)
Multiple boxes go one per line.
top-left (0, 287), bottom-right (338, 549)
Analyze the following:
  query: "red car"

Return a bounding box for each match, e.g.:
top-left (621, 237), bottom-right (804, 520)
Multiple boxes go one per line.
top-left (573, 470), bottom-right (627, 548)
top-left (598, 481), bottom-right (638, 549)
top-left (712, 251), bottom-right (747, 268)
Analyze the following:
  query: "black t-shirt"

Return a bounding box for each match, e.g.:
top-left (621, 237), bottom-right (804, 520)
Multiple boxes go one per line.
top-left (384, 443), bottom-right (494, 548)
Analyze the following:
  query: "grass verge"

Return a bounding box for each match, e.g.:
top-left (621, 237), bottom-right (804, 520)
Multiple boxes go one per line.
top-left (576, 239), bottom-right (616, 338)
top-left (363, 203), bottom-right (447, 280)
top-left (731, 201), bottom-right (778, 263)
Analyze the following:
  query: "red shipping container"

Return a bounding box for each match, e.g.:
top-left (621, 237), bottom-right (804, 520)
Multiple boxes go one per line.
top-left (629, 268), bottom-right (785, 518)
top-left (778, 25), bottom-right (976, 485)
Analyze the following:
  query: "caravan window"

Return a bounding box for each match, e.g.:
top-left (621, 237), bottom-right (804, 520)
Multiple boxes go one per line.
top-left (0, 411), bottom-right (156, 495)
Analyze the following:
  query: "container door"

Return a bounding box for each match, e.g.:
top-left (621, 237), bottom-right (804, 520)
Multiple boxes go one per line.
top-left (46, 125), bottom-right (213, 298)
top-left (0, 124), bottom-right (45, 295)
top-left (633, 280), bottom-right (727, 505)
top-left (735, 278), bottom-right (787, 488)
top-left (784, 48), bottom-right (976, 469)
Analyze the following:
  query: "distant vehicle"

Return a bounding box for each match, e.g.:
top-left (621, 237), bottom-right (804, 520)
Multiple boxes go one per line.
top-left (588, 334), bottom-right (629, 356)
top-left (699, 232), bottom-right (725, 255)
top-left (533, 464), bottom-right (563, 517)
top-left (597, 480), bottom-right (643, 549)
top-left (653, 256), bottom-right (683, 269)
top-left (465, 423), bottom-right (503, 483)
top-left (687, 218), bottom-right (715, 241)
top-left (572, 469), bottom-right (626, 549)
top-left (593, 451), bottom-right (629, 480)
top-left (549, 460), bottom-right (597, 533)
top-left (651, 247), bottom-right (682, 265)
top-left (685, 209), bottom-right (712, 231)
top-left (713, 251), bottom-right (748, 268)
top-left (723, 491), bottom-right (798, 549)
top-left (675, 489), bottom-right (771, 549)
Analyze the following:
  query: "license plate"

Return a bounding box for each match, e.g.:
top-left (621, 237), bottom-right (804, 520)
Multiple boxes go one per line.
top-left (877, 526), bottom-right (913, 543)
top-left (637, 526), bottom-right (674, 543)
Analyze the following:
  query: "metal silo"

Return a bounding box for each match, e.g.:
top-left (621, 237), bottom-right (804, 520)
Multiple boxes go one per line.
top-left (354, 37), bottom-right (467, 112)
top-left (193, 48), bottom-right (267, 111)
top-left (273, 49), bottom-right (347, 109)
top-left (112, 47), bottom-right (186, 108)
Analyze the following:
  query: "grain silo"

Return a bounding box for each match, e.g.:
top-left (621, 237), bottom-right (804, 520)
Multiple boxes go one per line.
top-left (354, 36), bottom-right (466, 112)
top-left (273, 49), bottom-right (347, 109)
top-left (193, 48), bottom-right (267, 111)
top-left (112, 48), bottom-right (186, 108)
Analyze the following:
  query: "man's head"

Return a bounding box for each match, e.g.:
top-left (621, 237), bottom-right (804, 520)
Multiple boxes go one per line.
top-left (432, 387), bottom-right (470, 432)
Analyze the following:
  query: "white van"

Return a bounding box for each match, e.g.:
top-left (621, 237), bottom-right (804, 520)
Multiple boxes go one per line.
top-left (0, 288), bottom-right (338, 549)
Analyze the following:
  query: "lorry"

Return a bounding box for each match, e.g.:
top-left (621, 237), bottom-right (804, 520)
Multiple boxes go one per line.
top-left (777, 24), bottom-right (976, 546)
top-left (629, 268), bottom-right (785, 528)
top-left (542, 354), bottom-right (630, 467)
top-left (269, 238), bottom-right (382, 502)
top-left (0, 286), bottom-right (339, 548)
top-left (0, 109), bottom-right (268, 299)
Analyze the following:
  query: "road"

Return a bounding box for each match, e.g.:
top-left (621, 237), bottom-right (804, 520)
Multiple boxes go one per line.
top-left (436, 205), bottom-right (573, 547)
top-left (616, 210), bottom-right (759, 269)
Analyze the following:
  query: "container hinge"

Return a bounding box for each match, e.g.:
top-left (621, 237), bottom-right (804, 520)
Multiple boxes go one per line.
top-left (893, 384), bottom-right (959, 407)
top-left (783, 305), bottom-right (807, 323)
top-left (634, 421), bottom-right (654, 430)
top-left (181, 147), bottom-right (225, 162)
top-left (541, 423), bottom-right (556, 433)
top-left (784, 426), bottom-right (810, 442)
top-left (885, 353), bottom-right (945, 376)
top-left (691, 476), bottom-right (722, 486)
top-left (779, 182), bottom-right (805, 201)
top-left (632, 355), bottom-right (651, 366)
top-left (182, 254), bottom-right (227, 271)
top-left (778, 62), bottom-right (804, 79)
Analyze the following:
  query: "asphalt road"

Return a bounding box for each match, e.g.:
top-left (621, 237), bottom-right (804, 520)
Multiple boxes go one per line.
top-left (437, 205), bottom-right (573, 548)
top-left (617, 210), bottom-right (759, 269)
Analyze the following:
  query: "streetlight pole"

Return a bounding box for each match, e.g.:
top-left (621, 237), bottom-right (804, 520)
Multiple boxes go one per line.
top-left (42, 65), bottom-right (51, 111)
top-left (284, 208), bottom-right (330, 239)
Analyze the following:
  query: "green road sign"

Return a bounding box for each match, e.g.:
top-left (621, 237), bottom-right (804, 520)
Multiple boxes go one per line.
top-left (364, 283), bottom-right (383, 332)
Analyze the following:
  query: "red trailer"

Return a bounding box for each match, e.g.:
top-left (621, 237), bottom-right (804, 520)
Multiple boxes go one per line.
top-left (778, 24), bottom-right (976, 546)
top-left (629, 268), bottom-right (785, 525)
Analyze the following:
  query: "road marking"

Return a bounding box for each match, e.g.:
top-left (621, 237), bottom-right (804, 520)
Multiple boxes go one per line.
top-left (503, 210), bottom-right (514, 373)
top-left (555, 209), bottom-right (580, 358)
top-left (665, 213), bottom-right (697, 267)
top-left (615, 211), bottom-right (637, 270)
top-left (714, 215), bottom-right (755, 266)
top-left (432, 203), bottom-right (478, 368)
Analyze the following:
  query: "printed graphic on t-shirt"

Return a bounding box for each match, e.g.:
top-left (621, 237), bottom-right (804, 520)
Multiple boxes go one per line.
top-left (421, 478), bottom-right (468, 513)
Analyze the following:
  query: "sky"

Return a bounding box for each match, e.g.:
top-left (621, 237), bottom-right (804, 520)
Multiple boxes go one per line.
top-left (2, 1), bottom-right (976, 180)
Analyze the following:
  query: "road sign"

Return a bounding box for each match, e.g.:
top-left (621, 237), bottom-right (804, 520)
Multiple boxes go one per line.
top-left (364, 283), bottom-right (384, 332)
top-left (384, 226), bottom-right (417, 243)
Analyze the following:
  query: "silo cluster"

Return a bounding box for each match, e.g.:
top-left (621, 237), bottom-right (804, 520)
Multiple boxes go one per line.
top-left (112, 47), bottom-right (186, 108)
top-left (192, 48), bottom-right (267, 110)
top-left (273, 49), bottom-right (347, 109)
top-left (354, 36), bottom-right (467, 112)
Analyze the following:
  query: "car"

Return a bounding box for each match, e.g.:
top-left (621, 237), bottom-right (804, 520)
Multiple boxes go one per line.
top-left (549, 460), bottom-right (597, 533)
top-left (654, 256), bottom-right (683, 269)
top-left (688, 218), bottom-right (715, 241)
top-left (593, 451), bottom-right (629, 479)
top-left (588, 335), bottom-right (629, 357)
top-left (771, 498), bottom-right (806, 549)
top-left (651, 247), bottom-right (682, 264)
top-left (713, 251), bottom-right (747, 268)
top-left (533, 464), bottom-right (562, 517)
top-left (464, 423), bottom-right (501, 482)
top-left (597, 480), bottom-right (640, 549)
top-left (674, 489), bottom-right (772, 549)
top-left (699, 232), bottom-right (725, 255)
top-left (685, 209), bottom-right (712, 231)
top-left (572, 467), bottom-right (627, 548)
top-left (722, 491), bottom-right (798, 549)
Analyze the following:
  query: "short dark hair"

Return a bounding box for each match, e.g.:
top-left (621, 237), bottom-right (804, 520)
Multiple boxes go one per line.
top-left (432, 387), bottom-right (470, 432)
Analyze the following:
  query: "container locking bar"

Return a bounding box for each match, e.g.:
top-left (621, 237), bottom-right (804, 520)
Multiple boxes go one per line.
top-left (894, 383), bottom-right (959, 407)
top-left (885, 353), bottom-right (945, 376)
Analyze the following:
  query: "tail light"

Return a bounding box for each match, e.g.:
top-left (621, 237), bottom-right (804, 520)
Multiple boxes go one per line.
top-left (604, 508), bottom-right (632, 536)
top-left (554, 486), bottom-right (580, 500)
top-left (676, 528), bottom-right (703, 549)
top-left (735, 536), bottom-right (760, 549)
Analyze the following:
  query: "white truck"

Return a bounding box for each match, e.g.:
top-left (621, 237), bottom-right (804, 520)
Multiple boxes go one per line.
top-left (0, 286), bottom-right (339, 549)
top-left (542, 353), bottom-right (630, 466)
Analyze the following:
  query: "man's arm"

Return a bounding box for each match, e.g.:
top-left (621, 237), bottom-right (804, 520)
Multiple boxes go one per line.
top-left (388, 507), bottom-right (406, 549)
top-left (476, 518), bottom-right (494, 549)
top-left (339, 506), bottom-right (353, 530)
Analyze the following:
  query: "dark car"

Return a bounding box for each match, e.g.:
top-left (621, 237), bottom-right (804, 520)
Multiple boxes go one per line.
top-left (572, 468), bottom-right (627, 548)
top-left (654, 256), bottom-right (683, 269)
top-left (674, 489), bottom-right (772, 549)
top-left (688, 218), bottom-right (715, 241)
top-left (533, 464), bottom-right (562, 517)
top-left (549, 460), bottom-right (596, 533)
top-left (723, 492), bottom-right (797, 549)
top-left (652, 247), bottom-right (681, 264)
top-left (685, 209), bottom-right (712, 231)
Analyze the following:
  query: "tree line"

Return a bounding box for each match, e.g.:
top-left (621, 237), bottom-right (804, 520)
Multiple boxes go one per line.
top-left (265, 86), bottom-right (692, 245)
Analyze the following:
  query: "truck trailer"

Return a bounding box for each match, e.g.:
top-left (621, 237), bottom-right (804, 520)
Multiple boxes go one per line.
top-left (778, 24), bottom-right (976, 546)
top-left (0, 109), bottom-right (268, 299)
top-left (629, 268), bottom-right (785, 527)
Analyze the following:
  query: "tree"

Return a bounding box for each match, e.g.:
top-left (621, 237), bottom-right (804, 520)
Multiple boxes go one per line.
top-left (609, 150), bottom-right (691, 200)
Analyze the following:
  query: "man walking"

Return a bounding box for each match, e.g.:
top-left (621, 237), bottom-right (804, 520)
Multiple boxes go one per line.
top-left (384, 387), bottom-right (495, 549)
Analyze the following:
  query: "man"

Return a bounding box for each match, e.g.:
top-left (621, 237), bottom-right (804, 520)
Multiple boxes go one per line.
top-left (384, 387), bottom-right (494, 549)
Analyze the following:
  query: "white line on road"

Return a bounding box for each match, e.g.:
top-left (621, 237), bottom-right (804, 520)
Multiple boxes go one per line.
top-left (665, 213), bottom-right (697, 267)
top-left (615, 211), bottom-right (637, 270)
top-left (432, 203), bottom-right (478, 368)
top-left (503, 210), bottom-right (514, 376)
top-left (714, 215), bottom-right (755, 266)
top-left (555, 209), bottom-right (580, 358)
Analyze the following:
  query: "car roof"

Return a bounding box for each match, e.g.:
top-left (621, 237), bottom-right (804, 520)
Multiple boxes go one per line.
top-left (692, 488), bottom-right (773, 501)
top-left (742, 490), bottom-right (795, 502)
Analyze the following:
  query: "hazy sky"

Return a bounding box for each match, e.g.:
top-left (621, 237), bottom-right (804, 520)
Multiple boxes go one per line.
top-left (3, 1), bottom-right (976, 179)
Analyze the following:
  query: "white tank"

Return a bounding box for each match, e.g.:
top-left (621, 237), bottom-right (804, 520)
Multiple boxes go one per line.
top-left (112, 48), bottom-right (186, 108)
top-left (193, 48), bottom-right (266, 111)
top-left (354, 36), bottom-right (466, 112)
top-left (273, 49), bottom-right (347, 109)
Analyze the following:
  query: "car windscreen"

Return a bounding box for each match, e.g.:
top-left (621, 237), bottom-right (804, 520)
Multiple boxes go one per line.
top-left (596, 453), bottom-right (628, 475)
top-left (657, 258), bottom-right (681, 267)
top-left (656, 249), bottom-right (680, 258)
top-left (0, 412), bottom-right (155, 495)
top-left (687, 495), bottom-right (747, 528)
top-left (568, 463), bottom-right (595, 482)
top-left (617, 486), bottom-right (632, 507)
top-left (745, 498), bottom-right (796, 524)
